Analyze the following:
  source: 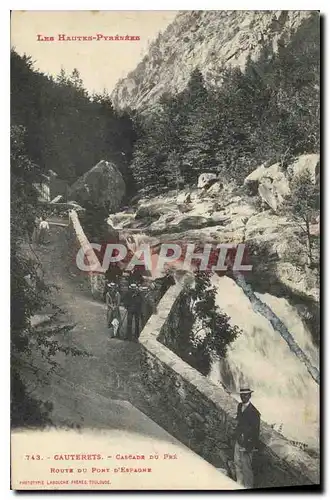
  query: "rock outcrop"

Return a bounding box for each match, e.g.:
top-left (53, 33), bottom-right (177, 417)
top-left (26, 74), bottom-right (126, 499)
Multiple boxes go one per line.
top-left (111, 11), bottom-right (317, 111)
top-left (197, 173), bottom-right (218, 189)
top-left (287, 154), bottom-right (320, 184)
top-left (107, 154), bottom-right (319, 306)
top-left (244, 154), bottom-right (320, 212)
top-left (244, 161), bottom-right (290, 211)
top-left (69, 160), bottom-right (125, 213)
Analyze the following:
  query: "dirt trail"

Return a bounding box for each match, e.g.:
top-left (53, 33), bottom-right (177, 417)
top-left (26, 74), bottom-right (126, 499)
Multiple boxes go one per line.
top-left (26, 222), bottom-right (145, 431)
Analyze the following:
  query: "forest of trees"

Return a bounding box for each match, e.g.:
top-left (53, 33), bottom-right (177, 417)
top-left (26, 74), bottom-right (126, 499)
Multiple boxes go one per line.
top-left (131, 14), bottom-right (320, 196)
top-left (11, 13), bottom-right (319, 200)
top-left (11, 50), bottom-right (137, 197)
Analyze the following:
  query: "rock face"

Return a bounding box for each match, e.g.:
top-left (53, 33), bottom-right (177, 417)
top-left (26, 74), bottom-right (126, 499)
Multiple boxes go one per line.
top-left (287, 154), bottom-right (320, 183)
top-left (111, 10), bottom-right (316, 111)
top-left (106, 153), bottom-right (319, 304)
top-left (69, 160), bottom-right (125, 212)
top-left (207, 181), bottom-right (224, 197)
top-left (176, 191), bottom-right (192, 204)
top-left (197, 173), bottom-right (218, 189)
top-left (244, 161), bottom-right (290, 211)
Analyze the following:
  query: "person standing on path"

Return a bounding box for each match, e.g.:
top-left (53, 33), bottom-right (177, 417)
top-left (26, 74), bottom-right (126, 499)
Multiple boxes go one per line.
top-left (122, 282), bottom-right (143, 341)
top-left (233, 387), bottom-right (260, 488)
top-left (103, 262), bottom-right (123, 302)
top-left (105, 282), bottom-right (121, 338)
top-left (38, 216), bottom-right (50, 245)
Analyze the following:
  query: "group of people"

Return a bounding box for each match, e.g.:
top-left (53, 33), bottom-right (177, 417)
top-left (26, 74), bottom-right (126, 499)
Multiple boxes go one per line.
top-left (104, 264), bottom-right (173, 342)
top-left (105, 277), bottom-right (148, 341)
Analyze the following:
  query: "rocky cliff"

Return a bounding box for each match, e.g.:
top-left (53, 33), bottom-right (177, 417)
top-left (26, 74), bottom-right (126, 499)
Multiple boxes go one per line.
top-left (111, 10), bottom-right (317, 110)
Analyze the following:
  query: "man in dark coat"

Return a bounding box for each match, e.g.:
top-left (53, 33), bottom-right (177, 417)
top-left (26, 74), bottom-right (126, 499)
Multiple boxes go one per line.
top-left (104, 263), bottom-right (123, 302)
top-left (105, 282), bottom-right (121, 338)
top-left (122, 282), bottom-right (144, 341)
top-left (233, 387), bottom-right (260, 488)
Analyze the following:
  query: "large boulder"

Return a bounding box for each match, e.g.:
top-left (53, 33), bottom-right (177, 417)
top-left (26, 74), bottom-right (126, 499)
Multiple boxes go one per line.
top-left (176, 191), bottom-right (191, 204)
top-left (245, 155), bottom-right (320, 212)
top-left (287, 154), bottom-right (320, 183)
top-left (207, 181), bottom-right (224, 197)
top-left (244, 164), bottom-right (267, 189)
top-left (69, 160), bottom-right (125, 212)
top-left (244, 162), bottom-right (290, 211)
top-left (258, 178), bottom-right (278, 212)
top-left (197, 173), bottom-right (218, 189)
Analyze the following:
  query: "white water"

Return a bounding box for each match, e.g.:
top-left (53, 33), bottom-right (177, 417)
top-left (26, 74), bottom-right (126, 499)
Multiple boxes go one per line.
top-left (209, 275), bottom-right (319, 450)
top-left (109, 226), bottom-right (319, 449)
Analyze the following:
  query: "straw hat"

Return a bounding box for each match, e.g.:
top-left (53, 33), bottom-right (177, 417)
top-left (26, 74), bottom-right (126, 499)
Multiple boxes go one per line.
top-left (239, 387), bottom-right (254, 395)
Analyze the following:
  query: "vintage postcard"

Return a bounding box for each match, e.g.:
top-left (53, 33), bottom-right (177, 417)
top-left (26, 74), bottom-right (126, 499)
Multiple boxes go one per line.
top-left (10, 10), bottom-right (320, 490)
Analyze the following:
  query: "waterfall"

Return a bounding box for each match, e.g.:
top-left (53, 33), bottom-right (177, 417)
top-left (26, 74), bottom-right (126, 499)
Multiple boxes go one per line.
top-left (208, 275), bottom-right (319, 449)
top-left (233, 272), bottom-right (319, 384)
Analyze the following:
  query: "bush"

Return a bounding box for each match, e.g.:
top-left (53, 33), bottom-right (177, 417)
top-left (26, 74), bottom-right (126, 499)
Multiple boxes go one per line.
top-left (174, 271), bottom-right (241, 376)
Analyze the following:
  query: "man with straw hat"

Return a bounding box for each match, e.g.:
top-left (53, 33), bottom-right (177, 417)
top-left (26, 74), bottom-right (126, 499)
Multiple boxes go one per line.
top-left (233, 387), bottom-right (260, 488)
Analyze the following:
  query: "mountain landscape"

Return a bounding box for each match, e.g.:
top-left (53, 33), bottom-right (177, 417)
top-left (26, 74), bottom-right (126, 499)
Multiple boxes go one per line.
top-left (11, 10), bottom-right (320, 487)
top-left (111, 10), bottom-right (318, 111)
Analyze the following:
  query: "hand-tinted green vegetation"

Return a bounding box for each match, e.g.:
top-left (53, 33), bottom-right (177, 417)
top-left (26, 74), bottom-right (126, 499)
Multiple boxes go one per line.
top-left (11, 50), bottom-right (137, 196)
top-left (131, 15), bottom-right (319, 195)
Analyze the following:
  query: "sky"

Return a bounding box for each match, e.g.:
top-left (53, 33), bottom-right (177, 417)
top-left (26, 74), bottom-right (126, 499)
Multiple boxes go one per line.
top-left (11, 11), bottom-right (178, 94)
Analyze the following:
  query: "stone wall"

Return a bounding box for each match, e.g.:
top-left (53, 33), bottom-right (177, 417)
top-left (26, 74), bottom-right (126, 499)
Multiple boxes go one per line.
top-left (129, 281), bottom-right (319, 488)
top-left (67, 209), bottom-right (105, 300)
top-left (65, 213), bottom-right (319, 487)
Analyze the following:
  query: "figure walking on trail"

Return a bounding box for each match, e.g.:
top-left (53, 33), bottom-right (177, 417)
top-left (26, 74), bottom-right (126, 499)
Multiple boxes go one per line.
top-left (32, 215), bottom-right (42, 243)
top-left (103, 263), bottom-right (123, 302)
top-left (105, 282), bottom-right (121, 338)
top-left (122, 282), bottom-right (144, 341)
top-left (38, 216), bottom-right (49, 245)
top-left (233, 387), bottom-right (260, 488)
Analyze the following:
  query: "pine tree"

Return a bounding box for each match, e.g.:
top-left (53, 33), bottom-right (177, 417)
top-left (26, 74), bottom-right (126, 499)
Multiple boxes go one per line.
top-left (180, 69), bottom-right (218, 182)
top-left (11, 50), bottom-right (136, 187)
top-left (283, 170), bottom-right (319, 267)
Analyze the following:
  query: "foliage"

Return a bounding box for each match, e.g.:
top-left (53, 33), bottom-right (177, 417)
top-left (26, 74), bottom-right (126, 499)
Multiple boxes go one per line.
top-left (11, 125), bottom-right (87, 428)
top-left (11, 50), bottom-right (137, 197)
top-left (282, 170), bottom-right (320, 266)
top-left (131, 14), bottom-right (319, 194)
top-left (174, 272), bottom-right (241, 376)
